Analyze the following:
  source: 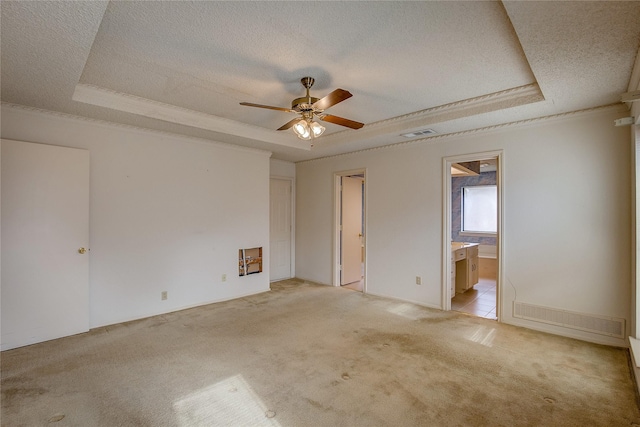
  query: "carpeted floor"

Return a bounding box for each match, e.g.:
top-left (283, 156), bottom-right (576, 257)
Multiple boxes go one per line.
top-left (2, 279), bottom-right (639, 426)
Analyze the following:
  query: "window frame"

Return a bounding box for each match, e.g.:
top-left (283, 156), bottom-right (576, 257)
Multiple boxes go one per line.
top-left (460, 184), bottom-right (497, 237)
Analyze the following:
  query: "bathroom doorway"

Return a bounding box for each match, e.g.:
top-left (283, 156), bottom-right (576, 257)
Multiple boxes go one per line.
top-left (443, 151), bottom-right (502, 320)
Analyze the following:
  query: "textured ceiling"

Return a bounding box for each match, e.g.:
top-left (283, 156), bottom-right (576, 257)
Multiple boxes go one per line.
top-left (2, 1), bottom-right (640, 162)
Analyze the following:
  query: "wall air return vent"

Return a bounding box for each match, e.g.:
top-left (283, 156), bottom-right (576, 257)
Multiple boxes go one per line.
top-left (513, 302), bottom-right (624, 339)
top-left (401, 129), bottom-right (437, 138)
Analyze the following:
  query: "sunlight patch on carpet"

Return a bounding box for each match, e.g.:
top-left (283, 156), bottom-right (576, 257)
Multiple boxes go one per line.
top-left (173, 374), bottom-right (281, 426)
top-left (386, 303), bottom-right (424, 320)
top-left (465, 325), bottom-right (496, 347)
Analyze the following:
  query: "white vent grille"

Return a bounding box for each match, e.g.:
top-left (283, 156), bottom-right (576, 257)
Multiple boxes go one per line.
top-left (513, 302), bottom-right (624, 339)
top-left (401, 129), bottom-right (437, 138)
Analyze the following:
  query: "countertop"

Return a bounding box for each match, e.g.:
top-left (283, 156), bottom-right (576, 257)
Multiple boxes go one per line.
top-left (451, 242), bottom-right (479, 251)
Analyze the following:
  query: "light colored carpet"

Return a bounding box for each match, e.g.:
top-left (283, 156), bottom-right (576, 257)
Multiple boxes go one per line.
top-left (2, 279), bottom-right (639, 426)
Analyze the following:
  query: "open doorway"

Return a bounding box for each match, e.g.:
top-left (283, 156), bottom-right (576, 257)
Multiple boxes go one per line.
top-left (443, 151), bottom-right (502, 320)
top-left (334, 170), bottom-right (366, 292)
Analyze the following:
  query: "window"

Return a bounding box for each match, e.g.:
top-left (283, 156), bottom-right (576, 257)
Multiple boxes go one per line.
top-left (462, 185), bottom-right (497, 235)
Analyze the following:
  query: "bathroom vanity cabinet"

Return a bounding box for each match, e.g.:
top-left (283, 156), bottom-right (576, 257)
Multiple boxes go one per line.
top-left (451, 243), bottom-right (479, 295)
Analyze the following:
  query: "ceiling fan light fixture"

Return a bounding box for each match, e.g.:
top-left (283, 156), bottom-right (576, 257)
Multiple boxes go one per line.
top-left (293, 119), bottom-right (311, 139)
top-left (310, 121), bottom-right (325, 137)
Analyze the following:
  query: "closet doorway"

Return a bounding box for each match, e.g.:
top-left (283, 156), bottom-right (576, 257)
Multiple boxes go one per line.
top-left (443, 151), bottom-right (502, 320)
top-left (334, 170), bottom-right (366, 292)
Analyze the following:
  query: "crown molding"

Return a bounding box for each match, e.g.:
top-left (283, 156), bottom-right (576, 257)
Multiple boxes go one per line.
top-left (270, 158), bottom-right (295, 167)
top-left (0, 102), bottom-right (273, 158)
top-left (72, 83), bottom-right (311, 151)
top-left (318, 83), bottom-right (545, 148)
top-left (628, 48), bottom-right (640, 94)
top-left (627, 49), bottom-right (640, 121)
top-left (298, 104), bottom-right (624, 164)
top-left (70, 83), bottom-right (543, 153)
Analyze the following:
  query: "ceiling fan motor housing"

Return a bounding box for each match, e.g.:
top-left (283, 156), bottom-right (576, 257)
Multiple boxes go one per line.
top-left (292, 77), bottom-right (319, 112)
top-left (291, 77), bottom-right (318, 113)
top-left (291, 96), bottom-right (319, 112)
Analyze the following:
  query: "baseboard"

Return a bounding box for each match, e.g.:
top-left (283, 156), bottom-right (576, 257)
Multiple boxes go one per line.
top-left (364, 290), bottom-right (442, 311)
top-left (270, 276), bottom-right (297, 283)
top-left (91, 288), bottom-right (271, 330)
top-left (292, 276), bottom-right (331, 286)
top-left (505, 316), bottom-right (627, 347)
top-left (629, 337), bottom-right (640, 400)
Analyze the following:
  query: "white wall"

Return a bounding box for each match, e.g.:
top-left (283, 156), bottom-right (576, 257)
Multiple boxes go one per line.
top-left (270, 158), bottom-right (295, 178)
top-left (1, 105), bottom-right (271, 329)
top-left (296, 106), bottom-right (632, 346)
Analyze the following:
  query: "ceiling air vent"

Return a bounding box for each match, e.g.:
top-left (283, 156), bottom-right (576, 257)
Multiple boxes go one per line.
top-left (401, 129), bottom-right (437, 138)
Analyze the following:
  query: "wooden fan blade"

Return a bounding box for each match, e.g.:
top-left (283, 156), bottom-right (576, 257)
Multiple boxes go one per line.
top-left (319, 114), bottom-right (364, 129)
top-left (313, 89), bottom-right (352, 111)
top-left (277, 118), bottom-right (301, 131)
top-left (240, 102), bottom-right (295, 113)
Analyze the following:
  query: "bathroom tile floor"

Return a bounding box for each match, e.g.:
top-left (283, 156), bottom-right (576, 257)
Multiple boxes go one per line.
top-left (452, 278), bottom-right (497, 320)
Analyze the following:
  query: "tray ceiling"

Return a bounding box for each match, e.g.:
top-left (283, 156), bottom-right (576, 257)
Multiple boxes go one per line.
top-left (2, 1), bottom-right (639, 161)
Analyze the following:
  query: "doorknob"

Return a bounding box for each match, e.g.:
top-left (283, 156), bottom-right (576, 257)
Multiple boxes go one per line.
top-left (78, 247), bottom-right (87, 254)
top-left (358, 233), bottom-right (363, 237)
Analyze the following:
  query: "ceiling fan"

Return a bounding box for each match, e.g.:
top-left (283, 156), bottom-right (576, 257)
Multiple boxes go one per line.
top-left (240, 77), bottom-right (364, 141)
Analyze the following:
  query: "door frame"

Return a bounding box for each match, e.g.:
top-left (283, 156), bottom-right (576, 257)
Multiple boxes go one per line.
top-left (333, 169), bottom-right (367, 291)
top-left (269, 176), bottom-right (295, 281)
top-left (442, 150), bottom-right (503, 319)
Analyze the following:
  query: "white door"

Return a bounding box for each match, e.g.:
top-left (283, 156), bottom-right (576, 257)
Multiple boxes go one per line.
top-left (1, 140), bottom-right (90, 350)
top-left (270, 178), bottom-right (292, 281)
top-left (340, 176), bottom-right (362, 285)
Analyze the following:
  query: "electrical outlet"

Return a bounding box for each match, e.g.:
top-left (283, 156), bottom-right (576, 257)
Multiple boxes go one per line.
top-left (221, 274), bottom-right (227, 282)
top-left (161, 291), bottom-right (167, 300)
top-left (416, 276), bottom-right (422, 285)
